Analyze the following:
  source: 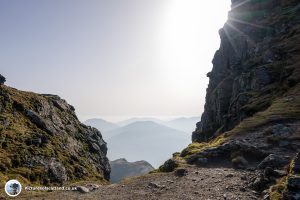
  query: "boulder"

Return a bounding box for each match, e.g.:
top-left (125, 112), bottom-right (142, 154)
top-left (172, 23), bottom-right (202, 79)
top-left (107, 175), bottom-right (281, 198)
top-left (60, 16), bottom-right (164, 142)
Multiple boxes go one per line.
top-left (258, 154), bottom-right (289, 169)
top-left (76, 186), bottom-right (90, 193)
top-left (148, 182), bottom-right (165, 189)
top-left (264, 167), bottom-right (288, 181)
top-left (174, 168), bottom-right (188, 177)
top-left (85, 184), bottom-right (100, 191)
top-left (25, 110), bottom-right (57, 135)
top-left (47, 158), bottom-right (68, 185)
top-left (264, 167), bottom-right (287, 179)
top-left (159, 159), bottom-right (178, 172)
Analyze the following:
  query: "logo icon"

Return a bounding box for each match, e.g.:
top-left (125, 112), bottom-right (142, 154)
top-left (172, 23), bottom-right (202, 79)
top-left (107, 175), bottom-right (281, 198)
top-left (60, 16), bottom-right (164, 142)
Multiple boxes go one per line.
top-left (5, 180), bottom-right (22, 197)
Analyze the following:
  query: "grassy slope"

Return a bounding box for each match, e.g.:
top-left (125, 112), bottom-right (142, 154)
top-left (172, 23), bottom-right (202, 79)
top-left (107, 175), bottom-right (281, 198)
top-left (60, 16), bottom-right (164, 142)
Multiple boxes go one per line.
top-left (0, 86), bottom-right (107, 197)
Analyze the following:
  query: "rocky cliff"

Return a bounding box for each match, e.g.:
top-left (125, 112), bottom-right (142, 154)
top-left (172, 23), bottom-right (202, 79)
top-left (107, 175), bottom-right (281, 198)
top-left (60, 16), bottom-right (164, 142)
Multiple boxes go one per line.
top-left (178, 0), bottom-right (300, 199)
top-left (192, 0), bottom-right (300, 142)
top-left (0, 83), bottom-right (110, 186)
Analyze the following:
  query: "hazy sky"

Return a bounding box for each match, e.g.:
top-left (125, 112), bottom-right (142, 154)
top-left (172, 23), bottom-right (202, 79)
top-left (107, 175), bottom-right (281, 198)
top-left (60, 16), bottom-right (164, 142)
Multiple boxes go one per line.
top-left (0, 0), bottom-right (230, 122)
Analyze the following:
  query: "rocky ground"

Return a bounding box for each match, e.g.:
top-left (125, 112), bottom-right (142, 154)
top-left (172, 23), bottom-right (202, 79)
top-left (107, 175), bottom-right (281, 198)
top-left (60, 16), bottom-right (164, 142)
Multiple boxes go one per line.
top-left (6, 120), bottom-right (300, 200)
top-left (19, 166), bottom-right (260, 200)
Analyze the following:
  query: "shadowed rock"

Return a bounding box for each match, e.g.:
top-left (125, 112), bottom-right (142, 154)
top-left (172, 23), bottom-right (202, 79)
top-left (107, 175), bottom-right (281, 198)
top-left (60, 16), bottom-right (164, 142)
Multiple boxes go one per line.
top-left (0, 74), bottom-right (6, 85)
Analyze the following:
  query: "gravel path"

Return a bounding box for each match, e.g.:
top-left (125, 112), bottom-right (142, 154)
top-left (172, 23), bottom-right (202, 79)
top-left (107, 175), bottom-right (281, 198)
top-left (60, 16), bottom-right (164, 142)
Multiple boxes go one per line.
top-left (19, 166), bottom-right (260, 200)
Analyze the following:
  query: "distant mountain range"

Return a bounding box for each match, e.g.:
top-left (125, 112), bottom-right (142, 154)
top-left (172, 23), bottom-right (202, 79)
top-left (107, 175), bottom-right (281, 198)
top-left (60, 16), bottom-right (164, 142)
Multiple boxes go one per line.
top-left (84, 116), bottom-right (199, 137)
top-left (110, 158), bottom-right (154, 183)
top-left (106, 121), bottom-right (190, 168)
top-left (117, 117), bottom-right (166, 127)
top-left (84, 117), bottom-right (197, 167)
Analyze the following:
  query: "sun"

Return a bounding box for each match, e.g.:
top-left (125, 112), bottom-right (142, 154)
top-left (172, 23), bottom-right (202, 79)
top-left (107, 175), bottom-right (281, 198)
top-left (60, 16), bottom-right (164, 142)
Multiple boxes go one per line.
top-left (158, 0), bottom-right (231, 94)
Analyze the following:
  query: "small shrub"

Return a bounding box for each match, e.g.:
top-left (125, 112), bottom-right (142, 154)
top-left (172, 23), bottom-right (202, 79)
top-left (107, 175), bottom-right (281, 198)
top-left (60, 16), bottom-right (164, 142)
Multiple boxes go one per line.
top-left (158, 159), bottom-right (178, 172)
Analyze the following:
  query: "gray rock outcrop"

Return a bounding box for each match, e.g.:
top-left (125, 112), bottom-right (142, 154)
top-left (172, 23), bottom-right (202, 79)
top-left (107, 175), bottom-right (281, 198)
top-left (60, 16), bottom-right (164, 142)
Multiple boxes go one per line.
top-left (192, 0), bottom-right (300, 142)
top-left (0, 85), bottom-right (110, 185)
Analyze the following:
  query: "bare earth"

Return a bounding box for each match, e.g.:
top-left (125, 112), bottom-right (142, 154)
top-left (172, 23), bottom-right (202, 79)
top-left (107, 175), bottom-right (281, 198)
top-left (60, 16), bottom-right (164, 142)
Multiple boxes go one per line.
top-left (18, 166), bottom-right (260, 200)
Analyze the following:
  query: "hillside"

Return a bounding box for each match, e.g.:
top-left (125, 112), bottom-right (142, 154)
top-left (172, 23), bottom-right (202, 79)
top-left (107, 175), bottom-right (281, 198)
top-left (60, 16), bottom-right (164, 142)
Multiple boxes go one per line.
top-left (107, 121), bottom-right (190, 167)
top-left (110, 158), bottom-right (154, 183)
top-left (117, 118), bottom-right (165, 127)
top-left (0, 84), bottom-right (110, 197)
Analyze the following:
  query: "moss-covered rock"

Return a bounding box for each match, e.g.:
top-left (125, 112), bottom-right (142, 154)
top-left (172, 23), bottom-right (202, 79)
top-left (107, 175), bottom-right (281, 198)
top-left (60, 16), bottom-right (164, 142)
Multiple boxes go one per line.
top-left (0, 85), bottom-right (110, 187)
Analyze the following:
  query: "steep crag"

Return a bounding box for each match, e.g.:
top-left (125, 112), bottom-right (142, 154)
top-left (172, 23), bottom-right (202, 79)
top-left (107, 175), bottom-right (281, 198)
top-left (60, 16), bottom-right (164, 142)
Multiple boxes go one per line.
top-left (0, 83), bottom-right (110, 189)
top-left (180, 0), bottom-right (300, 198)
top-left (193, 0), bottom-right (300, 142)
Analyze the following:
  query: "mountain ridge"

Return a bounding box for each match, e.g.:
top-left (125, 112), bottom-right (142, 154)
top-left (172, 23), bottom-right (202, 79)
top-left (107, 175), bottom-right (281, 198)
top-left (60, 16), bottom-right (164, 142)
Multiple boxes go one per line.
top-left (107, 120), bottom-right (190, 167)
top-left (84, 116), bottom-right (200, 135)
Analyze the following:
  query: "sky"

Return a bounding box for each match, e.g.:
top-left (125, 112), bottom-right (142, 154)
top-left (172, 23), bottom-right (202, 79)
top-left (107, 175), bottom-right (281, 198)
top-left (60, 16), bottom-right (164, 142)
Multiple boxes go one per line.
top-left (0, 0), bottom-right (230, 122)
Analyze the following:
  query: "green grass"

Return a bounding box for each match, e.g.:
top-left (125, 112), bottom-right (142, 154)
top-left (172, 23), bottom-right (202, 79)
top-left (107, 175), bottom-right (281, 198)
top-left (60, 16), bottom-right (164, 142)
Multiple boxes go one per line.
top-left (269, 159), bottom-right (295, 200)
top-left (224, 84), bottom-right (300, 138)
top-left (269, 176), bottom-right (288, 200)
top-left (180, 135), bottom-right (226, 158)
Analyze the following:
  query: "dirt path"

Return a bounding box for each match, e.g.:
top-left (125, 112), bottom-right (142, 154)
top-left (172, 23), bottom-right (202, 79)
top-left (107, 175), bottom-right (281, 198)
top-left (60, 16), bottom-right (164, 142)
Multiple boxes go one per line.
top-left (19, 166), bottom-right (260, 200)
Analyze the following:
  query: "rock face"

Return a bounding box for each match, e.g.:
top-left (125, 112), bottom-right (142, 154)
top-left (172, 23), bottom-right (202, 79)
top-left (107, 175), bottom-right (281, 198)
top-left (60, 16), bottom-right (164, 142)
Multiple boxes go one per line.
top-left (110, 158), bottom-right (154, 183)
top-left (185, 1), bottom-right (300, 198)
top-left (0, 85), bottom-right (110, 185)
top-left (0, 74), bottom-right (5, 85)
top-left (193, 0), bottom-right (300, 142)
top-left (185, 140), bottom-right (267, 167)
